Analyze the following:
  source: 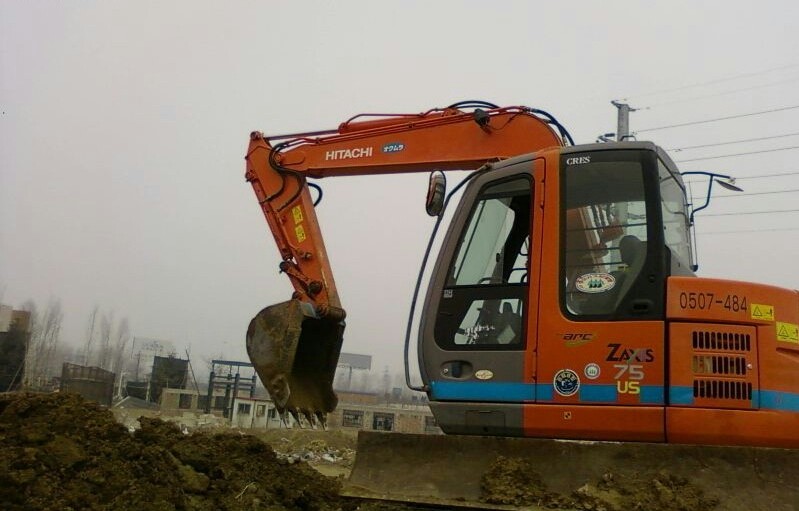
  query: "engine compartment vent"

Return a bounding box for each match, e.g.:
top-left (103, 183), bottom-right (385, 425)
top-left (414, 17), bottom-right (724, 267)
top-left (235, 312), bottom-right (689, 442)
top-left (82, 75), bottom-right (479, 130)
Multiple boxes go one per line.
top-left (691, 330), bottom-right (751, 352)
top-left (693, 379), bottom-right (753, 400)
top-left (692, 355), bottom-right (747, 376)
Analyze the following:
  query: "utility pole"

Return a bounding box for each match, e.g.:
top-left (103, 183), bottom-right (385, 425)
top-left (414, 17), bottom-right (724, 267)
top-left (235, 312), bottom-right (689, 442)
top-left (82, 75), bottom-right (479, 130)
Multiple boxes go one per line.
top-left (611, 100), bottom-right (637, 141)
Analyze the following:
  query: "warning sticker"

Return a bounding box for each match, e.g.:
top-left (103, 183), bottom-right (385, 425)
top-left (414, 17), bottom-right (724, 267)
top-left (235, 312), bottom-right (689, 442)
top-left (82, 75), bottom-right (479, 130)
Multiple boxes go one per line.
top-left (776, 322), bottom-right (799, 344)
top-left (292, 205), bottom-right (303, 225)
top-left (750, 303), bottom-right (775, 321)
top-left (295, 225), bottom-right (306, 243)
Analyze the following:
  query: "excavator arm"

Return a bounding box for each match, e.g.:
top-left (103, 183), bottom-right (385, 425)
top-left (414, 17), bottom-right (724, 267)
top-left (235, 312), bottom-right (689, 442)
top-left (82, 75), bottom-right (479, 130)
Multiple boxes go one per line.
top-left (244, 103), bottom-right (568, 425)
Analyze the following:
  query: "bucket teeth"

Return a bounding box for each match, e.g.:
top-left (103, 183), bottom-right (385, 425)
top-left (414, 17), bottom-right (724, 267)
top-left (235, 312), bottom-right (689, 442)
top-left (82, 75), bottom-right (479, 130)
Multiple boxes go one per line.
top-left (289, 408), bottom-right (302, 427)
top-left (315, 411), bottom-right (327, 430)
top-left (303, 409), bottom-right (317, 428)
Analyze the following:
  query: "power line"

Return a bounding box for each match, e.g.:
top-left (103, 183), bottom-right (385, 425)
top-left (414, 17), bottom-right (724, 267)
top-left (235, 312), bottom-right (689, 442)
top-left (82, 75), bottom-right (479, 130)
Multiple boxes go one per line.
top-left (713, 188), bottom-right (799, 198)
top-left (636, 105), bottom-right (799, 133)
top-left (670, 132), bottom-right (799, 152)
top-left (736, 170), bottom-right (799, 180)
top-left (675, 145), bottom-right (799, 162)
top-left (701, 208), bottom-right (799, 217)
top-left (620, 63), bottom-right (799, 101)
top-left (644, 76), bottom-right (799, 109)
top-left (686, 171), bottom-right (799, 184)
top-left (698, 227), bottom-right (799, 235)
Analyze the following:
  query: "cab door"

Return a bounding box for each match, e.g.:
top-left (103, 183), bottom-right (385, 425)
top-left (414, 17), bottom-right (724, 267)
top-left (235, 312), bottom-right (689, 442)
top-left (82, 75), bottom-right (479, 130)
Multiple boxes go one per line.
top-left (419, 157), bottom-right (544, 435)
top-left (529, 147), bottom-right (667, 441)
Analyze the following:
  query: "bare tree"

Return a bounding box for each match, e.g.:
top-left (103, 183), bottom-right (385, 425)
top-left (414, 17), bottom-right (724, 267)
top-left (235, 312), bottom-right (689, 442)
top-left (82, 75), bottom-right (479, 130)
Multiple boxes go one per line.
top-left (83, 305), bottom-right (99, 366)
top-left (111, 317), bottom-right (130, 376)
top-left (97, 310), bottom-right (114, 370)
top-left (22, 298), bottom-right (63, 389)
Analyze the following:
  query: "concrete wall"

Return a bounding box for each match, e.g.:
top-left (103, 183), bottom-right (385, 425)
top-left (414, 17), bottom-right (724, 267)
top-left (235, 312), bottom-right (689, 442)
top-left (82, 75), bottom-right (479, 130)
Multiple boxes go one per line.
top-left (230, 396), bottom-right (282, 429)
top-left (327, 403), bottom-right (440, 434)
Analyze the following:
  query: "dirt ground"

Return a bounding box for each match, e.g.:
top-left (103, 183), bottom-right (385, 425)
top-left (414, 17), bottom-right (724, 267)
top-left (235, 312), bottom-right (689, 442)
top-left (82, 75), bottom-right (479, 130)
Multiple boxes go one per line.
top-left (481, 455), bottom-right (718, 511)
top-left (0, 392), bottom-right (360, 511)
top-left (3, 392), bottom-right (796, 511)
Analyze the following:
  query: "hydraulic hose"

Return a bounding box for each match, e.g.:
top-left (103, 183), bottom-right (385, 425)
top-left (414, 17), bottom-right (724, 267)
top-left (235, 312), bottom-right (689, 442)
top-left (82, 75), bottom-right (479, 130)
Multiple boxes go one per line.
top-left (403, 165), bottom-right (492, 392)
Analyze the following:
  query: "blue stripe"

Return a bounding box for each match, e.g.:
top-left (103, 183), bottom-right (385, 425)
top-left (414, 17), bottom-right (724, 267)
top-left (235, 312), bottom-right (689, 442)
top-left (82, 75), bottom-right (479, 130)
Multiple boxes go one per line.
top-left (759, 390), bottom-right (799, 412)
top-left (669, 386), bottom-right (694, 405)
top-left (432, 381), bottom-right (664, 404)
top-left (536, 383), bottom-right (553, 401)
top-left (433, 382), bottom-right (799, 412)
top-left (640, 385), bottom-right (665, 404)
top-left (579, 384), bottom-right (617, 402)
top-left (430, 381), bottom-right (534, 402)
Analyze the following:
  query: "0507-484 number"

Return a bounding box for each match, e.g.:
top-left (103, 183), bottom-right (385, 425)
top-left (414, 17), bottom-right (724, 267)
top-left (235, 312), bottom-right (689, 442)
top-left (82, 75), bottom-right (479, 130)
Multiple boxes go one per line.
top-left (678, 292), bottom-right (748, 312)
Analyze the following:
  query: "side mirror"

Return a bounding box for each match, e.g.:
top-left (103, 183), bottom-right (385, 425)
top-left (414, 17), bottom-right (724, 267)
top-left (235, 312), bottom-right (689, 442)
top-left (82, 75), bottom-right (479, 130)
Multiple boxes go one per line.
top-left (682, 171), bottom-right (743, 224)
top-left (425, 171), bottom-right (447, 217)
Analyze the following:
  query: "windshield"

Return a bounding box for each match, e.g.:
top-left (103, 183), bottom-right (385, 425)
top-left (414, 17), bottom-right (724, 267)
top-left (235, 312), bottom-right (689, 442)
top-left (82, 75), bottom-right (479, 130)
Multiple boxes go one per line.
top-left (561, 157), bottom-right (649, 317)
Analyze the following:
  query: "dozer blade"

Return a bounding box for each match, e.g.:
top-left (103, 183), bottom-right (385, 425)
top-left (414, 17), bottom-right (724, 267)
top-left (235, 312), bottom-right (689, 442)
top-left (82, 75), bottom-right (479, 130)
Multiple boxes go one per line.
top-left (246, 300), bottom-right (344, 420)
top-left (343, 431), bottom-right (799, 511)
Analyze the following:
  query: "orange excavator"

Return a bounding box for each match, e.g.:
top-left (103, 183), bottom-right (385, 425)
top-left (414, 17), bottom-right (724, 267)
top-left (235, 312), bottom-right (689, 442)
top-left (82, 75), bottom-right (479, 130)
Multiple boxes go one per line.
top-left (244, 101), bottom-right (799, 508)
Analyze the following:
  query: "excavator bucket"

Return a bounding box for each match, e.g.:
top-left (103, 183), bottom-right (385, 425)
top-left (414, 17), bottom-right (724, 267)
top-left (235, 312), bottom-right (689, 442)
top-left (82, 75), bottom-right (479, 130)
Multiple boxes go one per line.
top-left (246, 300), bottom-right (344, 425)
top-left (343, 431), bottom-right (799, 510)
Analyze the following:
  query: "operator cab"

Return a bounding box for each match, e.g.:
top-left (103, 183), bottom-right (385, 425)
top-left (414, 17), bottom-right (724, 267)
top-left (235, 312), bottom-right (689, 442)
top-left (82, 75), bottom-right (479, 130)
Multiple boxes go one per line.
top-left (424, 142), bottom-right (693, 348)
top-left (419, 142), bottom-right (694, 436)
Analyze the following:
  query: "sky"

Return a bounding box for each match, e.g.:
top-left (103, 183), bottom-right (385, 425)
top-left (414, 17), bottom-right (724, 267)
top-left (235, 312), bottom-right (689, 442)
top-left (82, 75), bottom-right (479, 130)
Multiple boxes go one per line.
top-left (2, 1), bottom-right (798, 379)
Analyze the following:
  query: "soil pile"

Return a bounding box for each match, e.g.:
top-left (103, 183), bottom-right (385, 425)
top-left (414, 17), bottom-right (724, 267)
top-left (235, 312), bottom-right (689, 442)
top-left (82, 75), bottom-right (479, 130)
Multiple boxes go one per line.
top-left (481, 456), bottom-right (719, 511)
top-left (0, 392), bottom-right (344, 511)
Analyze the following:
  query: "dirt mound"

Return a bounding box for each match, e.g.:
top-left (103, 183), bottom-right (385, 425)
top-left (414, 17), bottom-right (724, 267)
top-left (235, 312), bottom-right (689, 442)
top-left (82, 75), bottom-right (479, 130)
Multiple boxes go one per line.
top-left (0, 392), bottom-right (344, 511)
top-left (481, 455), bottom-right (718, 511)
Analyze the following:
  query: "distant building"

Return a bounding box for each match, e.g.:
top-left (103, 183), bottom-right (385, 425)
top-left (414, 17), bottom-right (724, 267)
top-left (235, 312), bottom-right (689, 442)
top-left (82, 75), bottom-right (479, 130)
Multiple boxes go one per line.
top-left (327, 403), bottom-right (440, 434)
top-left (149, 355), bottom-right (189, 403)
top-left (0, 305), bottom-right (31, 392)
top-left (60, 363), bottom-right (115, 406)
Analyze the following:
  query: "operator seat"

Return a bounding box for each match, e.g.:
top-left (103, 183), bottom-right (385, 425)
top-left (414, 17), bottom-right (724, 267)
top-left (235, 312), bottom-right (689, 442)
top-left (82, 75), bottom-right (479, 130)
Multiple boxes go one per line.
top-left (611, 235), bottom-right (646, 309)
top-left (496, 302), bottom-right (522, 344)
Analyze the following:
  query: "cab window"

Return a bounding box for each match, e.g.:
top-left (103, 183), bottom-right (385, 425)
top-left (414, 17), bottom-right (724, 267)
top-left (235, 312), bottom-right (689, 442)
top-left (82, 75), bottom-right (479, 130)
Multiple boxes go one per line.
top-left (561, 157), bottom-right (650, 317)
top-left (658, 159), bottom-right (691, 267)
top-left (435, 177), bottom-right (531, 349)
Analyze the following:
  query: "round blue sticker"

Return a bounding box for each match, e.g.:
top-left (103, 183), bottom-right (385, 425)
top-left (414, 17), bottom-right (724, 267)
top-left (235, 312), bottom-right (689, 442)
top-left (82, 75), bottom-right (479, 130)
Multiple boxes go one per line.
top-left (553, 369), bottom-right (580, 397)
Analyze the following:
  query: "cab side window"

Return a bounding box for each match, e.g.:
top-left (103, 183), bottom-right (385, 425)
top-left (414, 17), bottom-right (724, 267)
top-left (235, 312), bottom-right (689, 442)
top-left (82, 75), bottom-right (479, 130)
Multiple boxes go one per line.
top-left (435, 177), bottom-right (531, 349)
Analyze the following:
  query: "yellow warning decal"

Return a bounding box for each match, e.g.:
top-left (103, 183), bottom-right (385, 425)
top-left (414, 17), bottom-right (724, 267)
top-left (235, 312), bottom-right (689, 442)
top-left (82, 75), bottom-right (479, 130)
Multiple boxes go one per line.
top-left (750, 303), bottom-right (775, 321)
top-left (295, 225), bottom-right (306, 243)
top-left (776, 322), bottom-right (799, 344)
top-left (292, 205), bottom-right (303, 225)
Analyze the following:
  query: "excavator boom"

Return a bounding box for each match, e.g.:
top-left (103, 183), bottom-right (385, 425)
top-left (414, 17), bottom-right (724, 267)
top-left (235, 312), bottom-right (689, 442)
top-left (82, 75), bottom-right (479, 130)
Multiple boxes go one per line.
top-left (244, 104), bottom-right (566, 423)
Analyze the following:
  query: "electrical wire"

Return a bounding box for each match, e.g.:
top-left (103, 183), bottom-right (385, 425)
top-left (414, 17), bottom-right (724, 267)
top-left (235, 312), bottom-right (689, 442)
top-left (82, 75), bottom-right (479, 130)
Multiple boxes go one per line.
top-left (736, 170), bottom-right (799, 180)
top-left (701, 208), bottom-right (799, 217)
top-left (675, 145), bottom-right (799, 162)
top-left (698, 227), bottom-right (799, 235)
top-left (670, 132), bottom-right (799, 152)
top-left (690, 171), bottom-right (799, 185)
top-left (619, 63), bottom-right (799, 101)
top-left (636, 105), bottom-right (799, 133)
top-left (713, 188), bottom-right (799, 199)
top-left (642, 76), bottom-right (799, 109)
top-left (713, 188), bottom-right (799, 198)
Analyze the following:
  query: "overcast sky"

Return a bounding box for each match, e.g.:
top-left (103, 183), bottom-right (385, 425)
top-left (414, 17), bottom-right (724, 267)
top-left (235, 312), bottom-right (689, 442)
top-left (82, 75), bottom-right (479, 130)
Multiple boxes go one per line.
top-left (2, 1), bottom-right (798, 377)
